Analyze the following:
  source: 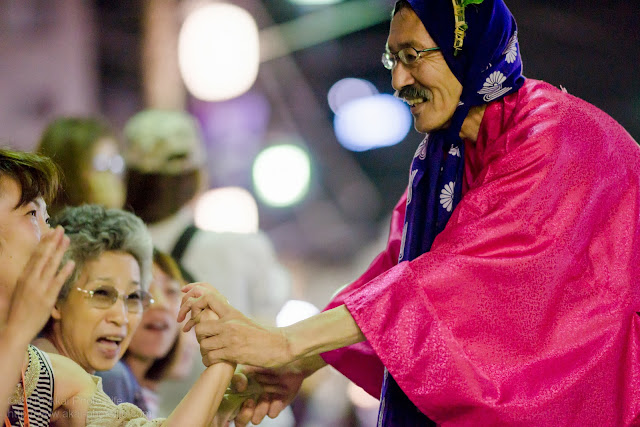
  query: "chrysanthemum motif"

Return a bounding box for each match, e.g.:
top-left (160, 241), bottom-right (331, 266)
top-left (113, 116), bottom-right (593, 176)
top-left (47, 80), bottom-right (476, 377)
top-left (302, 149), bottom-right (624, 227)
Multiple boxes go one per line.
top-left (439, 181), bottom-right (455, 212)
top-left (477, 71), bottom-right (512, 102)
top-left (414, 137), bottom-right (428, 160)
top-left (398, 222), bottom-right (408, 261)
top-left (503, 31), bottom-right (518, 64)
top-left (483, 71), bottom-right (506, 87)
top-left (448, 146), bottom-right (461, 157)
top-left (407, 169), bottom-right (418, 204)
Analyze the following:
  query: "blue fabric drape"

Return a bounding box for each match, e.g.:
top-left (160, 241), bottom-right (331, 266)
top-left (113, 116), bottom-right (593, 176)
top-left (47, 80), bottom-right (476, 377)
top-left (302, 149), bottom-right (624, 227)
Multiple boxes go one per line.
top-left (378, 0), bottom-right (524, 424)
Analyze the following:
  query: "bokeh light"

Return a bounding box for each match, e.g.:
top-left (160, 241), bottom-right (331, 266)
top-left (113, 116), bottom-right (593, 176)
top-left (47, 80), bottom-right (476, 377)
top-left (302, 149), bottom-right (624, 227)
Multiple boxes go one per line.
top-left (327, 77), bottom-right (378, 114)
top-left (288, 0), bottom-right (343, 6)
top-left (178, 4), bottom-right (259, 101)
top-left (253, 144), bottom-right (311, 207)
top-left (276, 300), bottom-right (320, 327)
top-left (190, 91), bottom-right (271, 186)
top-left (194, 187), bottom-right (259, 233)
top-left (334, 94), bottom-right (412, 152)
top-left (347, 382), bottom-right (379, 408)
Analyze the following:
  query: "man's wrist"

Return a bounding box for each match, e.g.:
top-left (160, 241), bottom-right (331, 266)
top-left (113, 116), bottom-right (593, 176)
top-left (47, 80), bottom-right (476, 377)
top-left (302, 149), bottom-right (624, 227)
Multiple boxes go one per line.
top-left (280, 325), bottom-right (300, 365)
top-left (280, 305), bottom-right (365, 362)
top-left (290, 355), bottom-right (327, 377)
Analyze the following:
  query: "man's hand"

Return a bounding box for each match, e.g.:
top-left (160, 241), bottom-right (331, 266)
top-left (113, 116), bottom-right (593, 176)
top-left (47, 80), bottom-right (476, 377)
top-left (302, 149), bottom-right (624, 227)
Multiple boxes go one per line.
top-left (178, 282), bottom-right (230, 330)
top-left (232, 364), bottom-right (308, 427)
top-left (6, 226), bottom-right (74, 340)
top-left (231, 355), bottom-right (327, 426)
top-left (178, 283), bottom-right (295, 368)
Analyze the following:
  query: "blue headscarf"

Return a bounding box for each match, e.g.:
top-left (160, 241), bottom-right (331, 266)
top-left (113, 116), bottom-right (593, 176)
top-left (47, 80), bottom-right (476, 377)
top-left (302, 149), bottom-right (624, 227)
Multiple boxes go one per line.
top-left (378, 0), bottom-right (525, 425)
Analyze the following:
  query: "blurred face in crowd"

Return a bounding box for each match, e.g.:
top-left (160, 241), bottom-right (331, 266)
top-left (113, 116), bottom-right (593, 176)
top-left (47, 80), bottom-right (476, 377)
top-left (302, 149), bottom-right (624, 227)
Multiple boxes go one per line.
top-left (87, 137), bottom-right (126, 209)
top-left (51, 251), bottom-right (143, 373)
top-left (0, 176), bottom-right (50, 298)
top-left (387, 6), bottom-right (462, 133)
top-left (126, 262), bottom-right (182, 361)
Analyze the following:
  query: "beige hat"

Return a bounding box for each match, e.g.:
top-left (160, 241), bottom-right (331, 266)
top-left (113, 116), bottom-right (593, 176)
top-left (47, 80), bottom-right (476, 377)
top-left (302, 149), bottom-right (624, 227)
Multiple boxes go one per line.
top-left (124, 109), bottom-right (206, 174)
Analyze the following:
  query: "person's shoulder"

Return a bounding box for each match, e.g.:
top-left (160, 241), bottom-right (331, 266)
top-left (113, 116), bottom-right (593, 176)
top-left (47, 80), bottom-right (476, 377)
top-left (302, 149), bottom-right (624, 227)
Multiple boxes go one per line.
top-left (48, 352), bottom-right (94, 385)
top-left (509, 79), bottom-right (576, 119)
top-left (47, 352), bottom-right (97, 408)
top-left (496, 79), bottom-right (631, 145)
top-left (511, 79), bottom-right (625, 132)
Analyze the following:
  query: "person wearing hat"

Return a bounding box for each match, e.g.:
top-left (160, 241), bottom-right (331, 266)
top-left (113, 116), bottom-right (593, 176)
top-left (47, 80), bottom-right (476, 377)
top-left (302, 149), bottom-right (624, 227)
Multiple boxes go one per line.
top-left (179, 0), bottom-right (640, 424)
top-left (122, 109), bottom-right (294, 424)
top-left (123, 109), bottom-right (290, 322)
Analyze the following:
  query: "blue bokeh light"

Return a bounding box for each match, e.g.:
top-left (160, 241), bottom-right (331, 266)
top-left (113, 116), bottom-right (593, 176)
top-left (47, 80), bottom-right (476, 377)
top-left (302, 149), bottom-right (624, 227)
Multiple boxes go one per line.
top-left (327, 77), bottom-right (378, 114)
top-left (333, 94), bottom-right (412, 152)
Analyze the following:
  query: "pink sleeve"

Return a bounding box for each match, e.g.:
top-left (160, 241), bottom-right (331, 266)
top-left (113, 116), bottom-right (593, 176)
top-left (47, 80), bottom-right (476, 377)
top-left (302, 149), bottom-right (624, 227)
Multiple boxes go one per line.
top-left (320, 191), bottom-right (406, 398)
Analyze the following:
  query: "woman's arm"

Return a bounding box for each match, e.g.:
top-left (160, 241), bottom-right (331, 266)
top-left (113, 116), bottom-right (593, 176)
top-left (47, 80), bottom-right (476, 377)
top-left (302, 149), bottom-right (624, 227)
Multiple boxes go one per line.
top-left (164, 309), bottom-right (237, 427)
top-left (52, 347), bottom-right (238, 427)
top-left (1, 227), bottom-right (73, 418)
top-left (0, 331), bottom-right (29, 418)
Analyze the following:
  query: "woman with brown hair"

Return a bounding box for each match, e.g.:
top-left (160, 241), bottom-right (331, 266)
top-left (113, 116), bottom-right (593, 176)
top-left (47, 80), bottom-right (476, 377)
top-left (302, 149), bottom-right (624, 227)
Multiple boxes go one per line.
top-left (37, 117), bottom-right (126, 214)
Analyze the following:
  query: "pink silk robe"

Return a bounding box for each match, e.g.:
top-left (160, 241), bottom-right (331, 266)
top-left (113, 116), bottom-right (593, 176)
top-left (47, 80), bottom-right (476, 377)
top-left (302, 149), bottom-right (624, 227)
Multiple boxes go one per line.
top-left (322, 79), bottom-right (640, 425)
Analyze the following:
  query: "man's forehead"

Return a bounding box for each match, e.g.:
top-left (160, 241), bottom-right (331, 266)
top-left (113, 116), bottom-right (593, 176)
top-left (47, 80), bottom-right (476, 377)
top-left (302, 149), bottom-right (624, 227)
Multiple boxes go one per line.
top-left (387, 7), bottom-right (436, 50)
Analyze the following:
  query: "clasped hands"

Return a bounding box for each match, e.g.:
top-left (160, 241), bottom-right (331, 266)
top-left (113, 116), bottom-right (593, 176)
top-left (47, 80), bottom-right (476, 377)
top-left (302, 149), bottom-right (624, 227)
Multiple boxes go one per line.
top-left (178, 282), bottom-right (294, 369)
top-left (178, 283), bottom-right (306, 426)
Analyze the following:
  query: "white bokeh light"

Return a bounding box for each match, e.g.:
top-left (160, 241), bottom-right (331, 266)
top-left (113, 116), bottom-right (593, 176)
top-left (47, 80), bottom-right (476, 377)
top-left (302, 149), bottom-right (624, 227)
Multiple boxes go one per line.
top-left (347, 382), bottom-right (379, 408)
top-left (178, 4), bottom-right (259, 101)
top-left (288, 0), bottom-right (343, 5)
top-left (253, 144), bottom-right (311, 207)
top-left (276, 300), bottom-right (320, 327)
top-left (194, 187), bottom-right (259, 233)
top-left (334, 94), bottom-right (412, 152)
top-left (327, 78), bottom-right (378, 114)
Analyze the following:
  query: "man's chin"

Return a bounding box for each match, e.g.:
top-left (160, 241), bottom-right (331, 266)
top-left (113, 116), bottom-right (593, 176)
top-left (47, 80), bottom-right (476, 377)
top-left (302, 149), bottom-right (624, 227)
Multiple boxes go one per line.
top-left (413, 118), bottom-right (451, 134)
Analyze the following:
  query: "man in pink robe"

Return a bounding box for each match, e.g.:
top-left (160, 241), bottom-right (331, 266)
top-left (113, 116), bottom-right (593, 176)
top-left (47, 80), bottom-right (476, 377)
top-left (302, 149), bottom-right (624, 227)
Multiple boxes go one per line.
top-left (179, 0), bottom-right (640, 424)
top-left (322, 78), bottom-right (640, 424)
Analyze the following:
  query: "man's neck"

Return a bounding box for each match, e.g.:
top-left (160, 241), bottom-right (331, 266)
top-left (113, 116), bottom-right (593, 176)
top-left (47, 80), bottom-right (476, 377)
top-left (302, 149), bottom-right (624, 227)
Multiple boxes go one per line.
top-left (459, 104), bottom-right (488, 142)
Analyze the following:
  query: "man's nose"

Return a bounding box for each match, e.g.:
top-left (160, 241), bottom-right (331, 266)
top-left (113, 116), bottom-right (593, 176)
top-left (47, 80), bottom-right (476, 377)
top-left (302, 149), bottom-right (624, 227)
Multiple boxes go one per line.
top-left (391, 62), bottom-right (415, 93)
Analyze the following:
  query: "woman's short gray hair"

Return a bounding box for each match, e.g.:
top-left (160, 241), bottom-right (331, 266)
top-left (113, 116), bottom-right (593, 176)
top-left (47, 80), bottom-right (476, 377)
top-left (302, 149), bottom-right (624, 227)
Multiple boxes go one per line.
top-left (50, 205), bottom-right (153, 300)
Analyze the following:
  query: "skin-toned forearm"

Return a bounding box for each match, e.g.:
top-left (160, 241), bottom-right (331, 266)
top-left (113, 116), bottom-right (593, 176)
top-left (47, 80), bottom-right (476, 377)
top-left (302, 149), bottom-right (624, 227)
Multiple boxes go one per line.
top-left (0, 326), bottom-right (31, 418)
top-left (284, 305), bottom-right (365, 363)
top-left (166, 362), bottom-right (236, 426)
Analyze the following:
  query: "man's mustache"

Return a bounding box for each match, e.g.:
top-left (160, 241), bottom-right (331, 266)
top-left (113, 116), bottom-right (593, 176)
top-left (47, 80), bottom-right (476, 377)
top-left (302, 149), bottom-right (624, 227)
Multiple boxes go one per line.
top-left (396, 85), bottom-right (431, 101)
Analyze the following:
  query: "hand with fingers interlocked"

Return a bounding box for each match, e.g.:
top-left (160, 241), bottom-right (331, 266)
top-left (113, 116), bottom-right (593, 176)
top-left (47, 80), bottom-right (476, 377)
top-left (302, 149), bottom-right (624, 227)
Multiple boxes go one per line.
top-left (178, 282), bottom-right (294, 369)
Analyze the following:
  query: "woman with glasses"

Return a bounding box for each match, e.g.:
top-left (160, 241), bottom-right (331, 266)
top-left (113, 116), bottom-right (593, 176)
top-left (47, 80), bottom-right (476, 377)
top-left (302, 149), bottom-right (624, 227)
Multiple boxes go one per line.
top-left (98, 249), bottom-right (196, 418)
top-left (30, 204), bottom-right (247, 426)
top-left (33, 204), bottom-right (153, 374)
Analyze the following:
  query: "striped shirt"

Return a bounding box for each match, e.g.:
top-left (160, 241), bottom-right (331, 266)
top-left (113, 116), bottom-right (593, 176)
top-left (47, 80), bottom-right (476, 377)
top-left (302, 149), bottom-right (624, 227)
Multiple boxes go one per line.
top-left (6, 345), bottom-right (54, 427)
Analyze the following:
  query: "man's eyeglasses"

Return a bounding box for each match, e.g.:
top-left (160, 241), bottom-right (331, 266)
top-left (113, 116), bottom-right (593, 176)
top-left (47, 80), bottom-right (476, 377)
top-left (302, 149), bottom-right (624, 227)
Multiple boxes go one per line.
top-left (76, 286), bottom-right (154, 313)
top-left (382, 46), bottom-right (441, 70)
